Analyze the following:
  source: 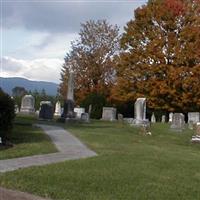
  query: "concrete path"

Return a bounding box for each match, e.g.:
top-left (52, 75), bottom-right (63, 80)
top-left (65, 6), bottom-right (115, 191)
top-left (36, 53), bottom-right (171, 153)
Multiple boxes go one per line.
top-left (0, 187), bottom-right (50, 200)
top-left (0, 124), bottom-right (97, 173)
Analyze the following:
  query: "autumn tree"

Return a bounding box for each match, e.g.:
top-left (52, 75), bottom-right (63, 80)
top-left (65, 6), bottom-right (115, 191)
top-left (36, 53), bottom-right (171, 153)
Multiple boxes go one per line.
top-left (112, 0), bottom-right (200, 112)
top-left (60, 20), bottom-right (120, 104)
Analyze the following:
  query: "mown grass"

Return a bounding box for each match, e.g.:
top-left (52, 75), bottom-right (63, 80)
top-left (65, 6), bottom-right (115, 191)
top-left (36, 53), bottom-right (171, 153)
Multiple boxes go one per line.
top-left (1, 120), bottom-right (200, 200)
top-left (0, 115), bottom-right (57, 160)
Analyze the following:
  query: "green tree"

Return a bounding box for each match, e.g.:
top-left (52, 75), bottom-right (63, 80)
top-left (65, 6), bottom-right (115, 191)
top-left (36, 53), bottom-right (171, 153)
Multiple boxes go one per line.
top-left (12, 86), bottom-right (27, 97)
top-left (12, 86), bottom-right (27, 108)
top-left (112, 0), bottom-right (200, 112)
top-left (80, 92), bottom-right (107, 119)
top-left (0, 88), bottom-right (15, 145)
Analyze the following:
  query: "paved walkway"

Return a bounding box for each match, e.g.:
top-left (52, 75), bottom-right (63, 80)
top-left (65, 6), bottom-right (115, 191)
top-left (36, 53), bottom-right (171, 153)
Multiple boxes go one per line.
top-left (0, 187), bottom-right (50, 200)
top-left (0, 124), bottom-right (97, 173)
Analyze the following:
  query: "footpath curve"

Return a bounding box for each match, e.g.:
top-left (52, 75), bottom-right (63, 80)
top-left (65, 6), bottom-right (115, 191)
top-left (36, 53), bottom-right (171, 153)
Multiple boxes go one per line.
top-left (0, 124), bottom-right (97, 173)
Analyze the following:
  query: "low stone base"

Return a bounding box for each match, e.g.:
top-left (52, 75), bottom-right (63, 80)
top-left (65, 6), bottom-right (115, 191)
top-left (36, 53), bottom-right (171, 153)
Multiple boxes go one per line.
top-left (20, 108), bottom-right (35, 115)
top-left (19, 111), bottom-right (35, 115)
top-left (130, 119), bottom-right (149, 127)
top-left (170, 125), bottom-right (185, 132)
top-left (191, 135), bottom-right (200, 143)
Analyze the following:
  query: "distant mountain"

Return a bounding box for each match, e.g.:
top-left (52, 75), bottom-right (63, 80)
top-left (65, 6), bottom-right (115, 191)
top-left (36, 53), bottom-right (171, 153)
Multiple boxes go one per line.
top-left (0, 77), bottom-right (59, 96)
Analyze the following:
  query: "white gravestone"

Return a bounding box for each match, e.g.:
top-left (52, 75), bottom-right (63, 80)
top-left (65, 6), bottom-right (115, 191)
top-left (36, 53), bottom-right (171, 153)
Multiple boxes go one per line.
top-left (54, 101), bottom-right (62, 117)
top-left (188, 112), bottom-right (200, 129)
top-left (15, 105), bottom-right (19, 114)
top-left (133, 98), bottom-right (147, 125)
top-left (191, 122), bottom-right (200, 143)
top-left (161, 115), bottom-right (166, 123)
top-left (102, 107), bottom-right (117, 121)
top-left (170, 113), bottom-right (185, 131)
top-left (151, 113), bottom-right (156, 123)
top-left (169, 112), bottom-right (173, 123)
top-left (20, 95), bottom-right (35, 114)
top-left (74, 107), bottom-right (85, 119)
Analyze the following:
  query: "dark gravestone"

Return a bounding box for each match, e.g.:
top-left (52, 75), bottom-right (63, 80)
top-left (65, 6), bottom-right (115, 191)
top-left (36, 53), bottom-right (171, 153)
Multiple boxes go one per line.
top-left (61, 99), bottom-right (75, 118)
top-left (81, 113), bottom-right (90, 123)
top-left (39, 103), bottom-right (53, 120)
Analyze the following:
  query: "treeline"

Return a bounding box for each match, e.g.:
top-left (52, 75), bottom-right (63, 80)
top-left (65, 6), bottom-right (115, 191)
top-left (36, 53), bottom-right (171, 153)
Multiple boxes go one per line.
top-left (59, 0), bottom-right (200, 117)
top-left (12, 87), bottom-right (61, 110)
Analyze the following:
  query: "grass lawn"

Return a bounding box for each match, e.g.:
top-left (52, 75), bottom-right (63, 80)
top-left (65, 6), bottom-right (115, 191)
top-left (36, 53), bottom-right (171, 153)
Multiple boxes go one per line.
top-left (1, 120), bottom-right (200, 200)
top-left (0, 115), bottom-right (57, 160)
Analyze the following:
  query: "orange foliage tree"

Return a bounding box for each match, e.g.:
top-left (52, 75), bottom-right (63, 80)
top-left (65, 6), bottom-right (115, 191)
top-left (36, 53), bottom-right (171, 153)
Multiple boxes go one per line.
top-left (60, 20), bottom-right (120, 104)
top-left (112, 0), bottom-right (200, 112)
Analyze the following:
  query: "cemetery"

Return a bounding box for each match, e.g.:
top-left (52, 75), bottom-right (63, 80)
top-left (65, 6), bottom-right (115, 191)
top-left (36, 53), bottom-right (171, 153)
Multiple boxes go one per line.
top-left (1, 87), bottom-right (200, 199)
top-left (1, 0), bottom-right (200, 199)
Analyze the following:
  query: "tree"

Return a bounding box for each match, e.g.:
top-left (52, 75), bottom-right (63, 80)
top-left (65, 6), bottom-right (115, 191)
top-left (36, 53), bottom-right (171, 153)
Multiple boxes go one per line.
top-left (12, 86), bottom-right (27, 97)
top-left (80, 92), bottom-right (107, 119)
top-left (12, 86), bottom-right (27, 108)
top-left (112, 0), bottom-right (200, 112)
top-left (60, 20), bottom-right (120, 104)
top-left (0, 88), bottom-right (15, 145)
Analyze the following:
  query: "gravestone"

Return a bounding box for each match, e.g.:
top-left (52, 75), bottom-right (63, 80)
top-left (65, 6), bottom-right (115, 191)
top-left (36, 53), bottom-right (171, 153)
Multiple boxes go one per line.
top-left (81, 113), bottom-right (90, 123)
top-left (35, 110), bottom-right (39, 116)
top-left (169, 112), bottom-right (173, 123)
top-left (74, 107), bottom-right (85, 119)
top-left (88, 104), bottom-right (92, 117)
top-left (170, 113), bottom-right (185, 131)
top-left (118, 114), bottom-right (124, 122)
top-left (62, 72), bottom-right (75, 118)
top-left (124, 118), bottom-right (134, 124)
top-left (195, 122), bottom-right (200, 135)
top-left (102, 107), bottom-right (116, 121)
top-left (54, 101), bottom-right (61, 117)
top-left (161, 115), bottom-right (166, 123)
top-left (15, 105), bottom-right (19, 113)
top-left (188, 112), bottom-right (200, 129)
top-left (151, 113), bottom-right (156, 123)
top-left (133, 98), bottom-right (148, 125)
top-left (39, 101), bottom-right (53, 120)
top-left (191, 123), bottom-right (200, 143)
top-left (20, 95), bottom-right (35, 114)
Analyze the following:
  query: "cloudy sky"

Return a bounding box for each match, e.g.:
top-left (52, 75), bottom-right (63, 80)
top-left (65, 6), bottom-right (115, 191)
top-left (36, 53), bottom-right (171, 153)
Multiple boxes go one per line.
top-left (1, 0), bottom-right (147, 83)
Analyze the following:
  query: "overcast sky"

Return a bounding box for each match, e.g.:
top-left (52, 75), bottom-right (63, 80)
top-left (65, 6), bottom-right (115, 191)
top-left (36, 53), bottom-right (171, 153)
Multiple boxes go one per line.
top-left (1, 0), bottom-right (147, 83)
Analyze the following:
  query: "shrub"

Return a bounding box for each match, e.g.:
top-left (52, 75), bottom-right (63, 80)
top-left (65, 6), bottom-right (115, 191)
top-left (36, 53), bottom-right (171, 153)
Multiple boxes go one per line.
top-left (80, 93), bottom-right (106, 119)
top-left (0, 88), bottom-right (15, 144)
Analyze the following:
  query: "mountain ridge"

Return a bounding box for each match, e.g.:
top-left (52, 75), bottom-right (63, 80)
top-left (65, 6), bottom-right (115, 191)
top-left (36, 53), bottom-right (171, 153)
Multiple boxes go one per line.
top-left (0, 77), bottom-right (59, 96)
